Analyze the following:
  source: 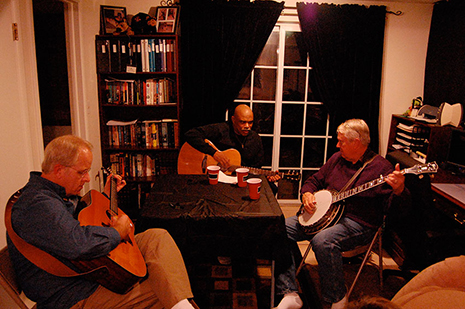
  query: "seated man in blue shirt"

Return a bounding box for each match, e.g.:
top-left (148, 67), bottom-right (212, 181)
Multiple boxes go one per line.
top-left (7, 135), bottom-right (197, 309)
top-left (275, 119), bottom-right (408, 309)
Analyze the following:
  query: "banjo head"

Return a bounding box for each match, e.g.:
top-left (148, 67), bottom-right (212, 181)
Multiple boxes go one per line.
top-left (298, 190), bottom-right (333, 226)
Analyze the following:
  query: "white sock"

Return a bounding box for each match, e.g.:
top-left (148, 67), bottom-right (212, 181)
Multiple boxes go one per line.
top-left (171, 298), bottom-right (195, 309)
top-left (331, 295), bottom-right (348, 309)
top-left (276, 292), bottom-right (303, 309)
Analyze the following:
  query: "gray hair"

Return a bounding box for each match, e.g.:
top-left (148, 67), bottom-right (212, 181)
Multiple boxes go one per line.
top-left (337, 119), bottom-right (370, 146)
top-left (42, 135), bottom-right (93, 173)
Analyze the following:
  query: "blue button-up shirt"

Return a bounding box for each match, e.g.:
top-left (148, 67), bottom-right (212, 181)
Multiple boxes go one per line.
top-left (7, 172), bottom-right (121, 309)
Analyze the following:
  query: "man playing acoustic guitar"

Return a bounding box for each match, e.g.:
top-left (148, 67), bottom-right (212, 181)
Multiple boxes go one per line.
top-left (275, 119), bottom-right (408, 309)
top-left (7, 135), bottom-right (197, 309)
top-left (184, 104), bottom-right (281, 188)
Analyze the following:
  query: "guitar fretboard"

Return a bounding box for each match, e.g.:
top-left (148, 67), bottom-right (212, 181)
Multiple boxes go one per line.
top-left (109, 176), bottom-right (118, 216)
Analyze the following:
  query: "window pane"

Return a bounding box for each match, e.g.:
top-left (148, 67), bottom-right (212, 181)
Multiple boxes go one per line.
top-left (257, 31), bottom-right (279, 66)
top-left (237, 72), bottom-right (251, 99)
top-left (284, 31), bottom-right (306, 67)
top-left (303, 138), bottom-right (325, 168)
top-left (307, 69), bottom-right (321, 102)
top-left (283, 69), bottom-right (306, 101)
top-left (281, 103), bottom-right (304, 135)
top-left (261, 136), bottom-right (273, 167)
top-left (277, 178), bottom-right (299, 199)
top-left (279, 137), bottom-right (302, 167)
top-left (305, 105), bottom-right (327, 136)
top-left (301, 170), bottom-right (316, 185)
top-left (253, 103), bottom-right (275, 135)
top-left (253, 68), bottom-right (276, 101)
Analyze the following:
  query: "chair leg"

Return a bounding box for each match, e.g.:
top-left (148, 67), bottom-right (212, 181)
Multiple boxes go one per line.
top-left (379, 229), bottom-right (383, 291)
top-left (346, 227), bottom-right (382, 299)
top-left (296, 242), bottom-right (312, 276)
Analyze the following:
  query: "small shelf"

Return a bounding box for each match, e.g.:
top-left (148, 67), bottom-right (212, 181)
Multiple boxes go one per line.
top-left (388, 115), bottom-right (452, 163)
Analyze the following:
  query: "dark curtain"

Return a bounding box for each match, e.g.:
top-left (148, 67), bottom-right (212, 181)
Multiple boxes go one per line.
top-left (423, 0), bottom-right (465, 108)
top-left (179, 0), bottom-right (284, 136)
top-left (297, 3), bottom-right (386, 154)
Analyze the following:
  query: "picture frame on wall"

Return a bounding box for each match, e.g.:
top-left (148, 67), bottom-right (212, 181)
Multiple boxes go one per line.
top-left (100, 6), bottom-right (127, 35)
top-left (156, 6), bottom-right (180, 34)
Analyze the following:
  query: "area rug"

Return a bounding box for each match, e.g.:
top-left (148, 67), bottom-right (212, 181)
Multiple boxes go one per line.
top-left (187, 256), bottom-right (273, 309)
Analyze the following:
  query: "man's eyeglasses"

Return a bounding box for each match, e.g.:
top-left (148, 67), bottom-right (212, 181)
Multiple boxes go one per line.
top-left (68, 166), bottom-right (91, 179)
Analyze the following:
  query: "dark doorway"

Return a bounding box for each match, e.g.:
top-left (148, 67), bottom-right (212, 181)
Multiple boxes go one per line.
top-left (33, 0), bottom-right (72, 146)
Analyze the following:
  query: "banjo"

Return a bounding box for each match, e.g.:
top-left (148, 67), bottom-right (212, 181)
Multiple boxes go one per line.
top-left (298, 162), bottom-right (438, 235)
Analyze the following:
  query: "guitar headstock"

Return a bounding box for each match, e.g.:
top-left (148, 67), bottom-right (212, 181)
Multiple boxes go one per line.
top-left (282, 170), bottom-right (302, 182)
top-left (404, 162), bottom-right (438, 175)
top-left (102, 167), bottom-right (112, 176)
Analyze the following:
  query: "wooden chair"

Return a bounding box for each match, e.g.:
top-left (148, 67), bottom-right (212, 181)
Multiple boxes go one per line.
top-left (0, 246), bottom-right (36, 308)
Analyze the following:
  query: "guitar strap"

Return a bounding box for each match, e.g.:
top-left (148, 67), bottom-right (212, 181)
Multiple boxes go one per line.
top-left (298, 153), bottom-right (378, 216)
top-left (340, 154), bottom-right (378, 192)
top-left (5, 190), bottom-right (108, 278)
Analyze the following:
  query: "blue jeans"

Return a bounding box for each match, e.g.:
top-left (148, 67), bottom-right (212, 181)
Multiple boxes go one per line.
top-left (276, 215), bottom-right (375, 303)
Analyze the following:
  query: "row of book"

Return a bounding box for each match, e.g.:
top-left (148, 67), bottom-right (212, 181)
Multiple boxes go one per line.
top-left (96, 37), bottom-right (176, 73)
top-left (109, 152), bottom-right (169, 179)
top-left (106, 119), bottom-right (179, 149)
top-left (104, 77), bottom-right (176, 105)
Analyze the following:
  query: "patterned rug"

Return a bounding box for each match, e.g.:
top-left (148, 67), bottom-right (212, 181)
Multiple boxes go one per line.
top-left (187, 256), bottom-right (273, 309)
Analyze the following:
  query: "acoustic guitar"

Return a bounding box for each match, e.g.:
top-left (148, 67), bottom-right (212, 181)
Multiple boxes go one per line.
top-left (73, 173), bottom-right (147, 294)
top-left (298, 162), bottom-right (438, 235)
top-left (177, 141), bottom-right (301, 181)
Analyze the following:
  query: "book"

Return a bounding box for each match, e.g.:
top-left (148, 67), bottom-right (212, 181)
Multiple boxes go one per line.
top-left (135, 39), bottom-right (142, 72)
top-left (96, 38), bottom-right (110, 73)
top-left (119, 37), bottom-right (130, 73)
top-left (109, 38), bottom-right (121, 72)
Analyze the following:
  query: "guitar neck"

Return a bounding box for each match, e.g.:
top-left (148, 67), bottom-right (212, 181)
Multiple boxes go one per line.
top-left (246, 166), bottom-right (279, 177)
top-left (109, 176), bottom-right (118, 216)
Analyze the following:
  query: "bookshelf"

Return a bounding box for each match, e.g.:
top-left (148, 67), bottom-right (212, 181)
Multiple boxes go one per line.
top-left (387, 114), bottom-right (452, 164)
top-left (95, 34), bottom-right (181, 218)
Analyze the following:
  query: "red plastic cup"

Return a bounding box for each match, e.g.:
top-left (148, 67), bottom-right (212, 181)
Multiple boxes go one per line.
top-left (207, 165), bottom-right (221, 185)
top-left (247, 178), bottom-right (262, 200)
top-left (236, 168), bottom-right (249, 187)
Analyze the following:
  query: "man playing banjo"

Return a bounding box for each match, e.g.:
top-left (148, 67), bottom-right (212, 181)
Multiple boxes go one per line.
top-left (274, 119), bottom-right (408, 309)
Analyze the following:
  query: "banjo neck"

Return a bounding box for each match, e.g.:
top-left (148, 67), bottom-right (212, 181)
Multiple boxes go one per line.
top-left (332, 161), bottom-right (438, 204)
top-left (333, 175), bottom-right (388, 204)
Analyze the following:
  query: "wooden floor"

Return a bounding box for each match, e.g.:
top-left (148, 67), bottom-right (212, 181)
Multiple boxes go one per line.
top-left (279, 203), bottom-right (407, 308)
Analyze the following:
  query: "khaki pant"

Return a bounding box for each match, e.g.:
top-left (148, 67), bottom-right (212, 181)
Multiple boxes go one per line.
top-left (71, 229), bottom-right (193, 309)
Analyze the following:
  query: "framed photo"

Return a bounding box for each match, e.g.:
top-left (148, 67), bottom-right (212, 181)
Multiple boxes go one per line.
top-left (156, 6), bottom-right (180, 34)
top-left (100, 6), bottom-right (127, 35)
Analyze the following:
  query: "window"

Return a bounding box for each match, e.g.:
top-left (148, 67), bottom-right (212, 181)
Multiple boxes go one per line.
top-left (236, 21), bottom-right (332, 201)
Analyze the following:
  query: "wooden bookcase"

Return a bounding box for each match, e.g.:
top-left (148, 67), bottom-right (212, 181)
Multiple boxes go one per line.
top-left (95, 34), bottom-right (181, 218)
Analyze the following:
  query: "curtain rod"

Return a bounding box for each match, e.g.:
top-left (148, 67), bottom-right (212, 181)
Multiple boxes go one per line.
top-left (283, 6), bottom-right (403, 16)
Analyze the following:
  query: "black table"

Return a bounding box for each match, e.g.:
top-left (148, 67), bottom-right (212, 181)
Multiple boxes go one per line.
top-left (136, 174), bottom-right (287, 261)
